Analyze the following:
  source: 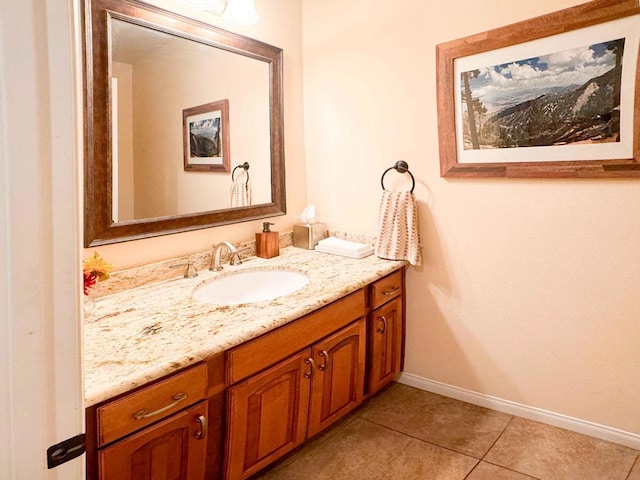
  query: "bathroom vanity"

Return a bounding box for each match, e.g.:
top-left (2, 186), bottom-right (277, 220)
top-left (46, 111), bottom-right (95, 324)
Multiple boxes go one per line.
top-left (81, 1), bottom-right (406, 477)
top-left (83, 248), bottom-right (406, 479)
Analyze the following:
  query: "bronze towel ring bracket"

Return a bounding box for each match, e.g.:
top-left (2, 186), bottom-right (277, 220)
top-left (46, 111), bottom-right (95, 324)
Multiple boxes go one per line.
top-left (231, 162), bottom-right (250, 184)
top-left (380, 160), bottom-right (415, 193)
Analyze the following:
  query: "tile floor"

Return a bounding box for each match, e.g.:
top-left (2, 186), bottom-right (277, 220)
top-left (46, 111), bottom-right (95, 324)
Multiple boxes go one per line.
top-left (254, 383), bottom-right (640, 480)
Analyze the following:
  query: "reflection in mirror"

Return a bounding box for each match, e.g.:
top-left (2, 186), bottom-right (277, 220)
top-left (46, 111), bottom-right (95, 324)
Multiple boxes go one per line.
top-left (111, 19), bottom-right (271, 221)
top-left (83, 0), bottom-right (285, 246)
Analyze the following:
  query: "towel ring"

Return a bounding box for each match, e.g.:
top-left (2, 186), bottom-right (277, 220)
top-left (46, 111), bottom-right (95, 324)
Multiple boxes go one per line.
top-left (380, 160), bottom-right (415, 193)
top-left (232, 162), bottom-right (250, 184)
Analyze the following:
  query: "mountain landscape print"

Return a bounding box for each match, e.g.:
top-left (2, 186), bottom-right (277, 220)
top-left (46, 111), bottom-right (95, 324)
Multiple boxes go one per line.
top-left (189, 117), bottom-right (221, 158)
top-left (461, 38), bottom-right (625, 150)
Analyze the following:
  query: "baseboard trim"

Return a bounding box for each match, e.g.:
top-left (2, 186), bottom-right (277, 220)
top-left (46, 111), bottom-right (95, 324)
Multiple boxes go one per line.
top-left (398, 372), bottom-right (640, 450)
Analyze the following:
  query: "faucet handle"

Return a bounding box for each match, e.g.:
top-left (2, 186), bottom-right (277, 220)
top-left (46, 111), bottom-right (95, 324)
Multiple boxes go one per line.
top-left (170, 262), bottom-right (198, 279)
top-left (230, 252), bottom-right (242, 266)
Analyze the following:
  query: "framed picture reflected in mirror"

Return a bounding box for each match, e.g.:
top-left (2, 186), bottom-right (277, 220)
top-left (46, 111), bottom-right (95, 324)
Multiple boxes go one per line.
top-left (183, 99), bottom-right (230, 172)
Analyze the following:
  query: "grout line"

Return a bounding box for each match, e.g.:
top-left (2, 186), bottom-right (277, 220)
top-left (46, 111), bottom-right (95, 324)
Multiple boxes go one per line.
top-left (461, 460), bottom-right (482, 480)
top-left (481, 415), bottom-right (515, 460)
top-left (462, 462), bottom-right (482, 480)
top-left (480, 460), bottom-right (543, 480)
top-left (625, 454), bottom-right (640, 480)
top-left (358, 416), bottom-right (483, 461)
top-left (360, 399), bottom-right (544, 480)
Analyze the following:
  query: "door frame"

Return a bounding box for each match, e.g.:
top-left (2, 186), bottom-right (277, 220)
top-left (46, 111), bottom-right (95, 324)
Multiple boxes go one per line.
top-left (0, 0), bottom-right (84, 478)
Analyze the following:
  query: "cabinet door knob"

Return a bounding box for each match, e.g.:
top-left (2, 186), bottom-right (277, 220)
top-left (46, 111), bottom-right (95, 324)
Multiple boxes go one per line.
top-left (132, 392), bottom-right (188, 420)
top-left (304, 357), bottom-right (315, 379)
top-left (376, 316), bottom-right (387, 334)
top-left (195, 414), bottom-right (208, 440)
top-left (318, 350), bottom-right (329, 371)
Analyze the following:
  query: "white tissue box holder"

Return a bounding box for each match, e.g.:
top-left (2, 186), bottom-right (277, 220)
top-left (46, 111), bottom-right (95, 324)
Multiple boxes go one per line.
top-left (293, 223), bottom-right (328, 249)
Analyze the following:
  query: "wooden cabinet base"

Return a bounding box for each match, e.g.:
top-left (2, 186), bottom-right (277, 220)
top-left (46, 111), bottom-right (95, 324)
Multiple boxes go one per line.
top-left (307, 319), bottom-right (366, 437)
top-left (225, 352), bottom-right (311, 480)
top-left (368, 296), bottom-right (403, 394)
top-left (225, 319), bottom-right (368, 480)
top-left (98, 401), bottom-right (208, 480)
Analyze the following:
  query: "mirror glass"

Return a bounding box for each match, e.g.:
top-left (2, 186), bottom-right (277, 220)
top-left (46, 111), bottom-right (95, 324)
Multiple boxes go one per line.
top-left (111, 19), bottom-right (271, 221)
top-left (84, 0), bottom-right (285, 246)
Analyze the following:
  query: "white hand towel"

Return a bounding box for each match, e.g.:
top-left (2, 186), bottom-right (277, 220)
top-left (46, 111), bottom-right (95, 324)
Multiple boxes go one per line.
top-left (315, 237), bottom-right (374, 258)
top-left (375, 190), bottom-right (422, 266)
top-left (317, 237), bottom-right (371, 254)
top-left (229, 170), bottom-right (251, 208)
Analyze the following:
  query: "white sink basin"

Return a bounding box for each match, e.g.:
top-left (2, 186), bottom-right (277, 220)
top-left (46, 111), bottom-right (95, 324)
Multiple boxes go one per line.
top-left (192, 269), bottom-right (310, 305)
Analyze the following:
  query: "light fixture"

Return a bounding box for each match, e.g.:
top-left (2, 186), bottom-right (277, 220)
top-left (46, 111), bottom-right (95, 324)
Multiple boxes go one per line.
top-left (222, 0), bottom-right (259, 26)
top-left (178, 0), bottom-right (259, 26)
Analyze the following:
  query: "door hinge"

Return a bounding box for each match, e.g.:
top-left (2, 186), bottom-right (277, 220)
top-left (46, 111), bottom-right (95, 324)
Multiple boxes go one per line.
top-left (47, 433), bottom-right (86, 469)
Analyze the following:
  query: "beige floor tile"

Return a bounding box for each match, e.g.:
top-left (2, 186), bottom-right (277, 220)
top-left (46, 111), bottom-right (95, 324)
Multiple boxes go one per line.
top-left (628, 457), bottom-right (640, 480)
top-left (359, 383), bottom-right (512, 457)
top-left (256, 411), bottom-right (360, 474)
top-left (384, 438), bottom-right (478, 479)
top-left (254, 418), bottom-right (412, 480)
top-left (256, 417), bottom-right (479, 480)
top-left (484, 417), bottom-right (638, 480)
top-left (467, 461), bottom-right (538, 479)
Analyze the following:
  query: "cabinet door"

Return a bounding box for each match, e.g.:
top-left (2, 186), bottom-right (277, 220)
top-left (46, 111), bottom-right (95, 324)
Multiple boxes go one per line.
top-left (368, 296), bottom-right (403, 394)
top-left (98, 401), bottom-right (208, 480)
top-left (307, 319), bottom-right (366, 438)
top-left (225, 350), bottom-right (312, 480)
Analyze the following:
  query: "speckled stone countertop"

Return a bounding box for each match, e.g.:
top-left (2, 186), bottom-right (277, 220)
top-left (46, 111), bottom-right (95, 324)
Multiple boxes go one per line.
top-left (84, 246), bottom-right (405, 407)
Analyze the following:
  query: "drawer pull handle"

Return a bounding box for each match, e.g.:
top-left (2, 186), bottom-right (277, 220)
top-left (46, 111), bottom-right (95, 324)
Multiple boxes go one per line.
top-left (382, 286), bottom-right (400, 296)
top-left (195, 414), bottom-right (207, 440)
top-left (132, 392), bottom-right (188, 420)
top-left (318, 350), bottom-right (329, 371)
top-left (377, 316), bottom-right (387, 334)
top-left (304, 357), bottom-right (315, 379)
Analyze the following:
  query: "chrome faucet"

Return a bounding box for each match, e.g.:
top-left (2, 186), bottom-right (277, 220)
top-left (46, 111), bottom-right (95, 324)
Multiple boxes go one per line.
top-left (210, 241), bottom-right (242, 271)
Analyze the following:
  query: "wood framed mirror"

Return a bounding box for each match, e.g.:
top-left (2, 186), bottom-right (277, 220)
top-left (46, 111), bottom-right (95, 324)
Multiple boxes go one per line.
top-left (83, 0), bottom-right (285, 246)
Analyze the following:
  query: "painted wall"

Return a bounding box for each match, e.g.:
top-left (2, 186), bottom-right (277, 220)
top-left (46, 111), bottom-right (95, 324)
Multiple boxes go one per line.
top-left (302, 0), bottom-right (640, 436)
top-left (85, 0), bottom-right (306, 268)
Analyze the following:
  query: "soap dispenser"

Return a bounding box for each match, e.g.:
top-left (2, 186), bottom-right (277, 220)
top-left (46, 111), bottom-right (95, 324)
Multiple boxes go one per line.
top-left (256, 222), bottom-right (279, 259)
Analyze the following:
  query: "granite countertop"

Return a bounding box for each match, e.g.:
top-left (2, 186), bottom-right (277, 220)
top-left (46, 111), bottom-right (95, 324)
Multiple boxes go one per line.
top-left (84, 246), bottom-right (405, 407)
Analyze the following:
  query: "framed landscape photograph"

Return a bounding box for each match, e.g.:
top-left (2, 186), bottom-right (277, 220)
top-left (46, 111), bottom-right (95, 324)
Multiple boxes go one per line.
top-left (436, 0), bottom-right (640, 177)
top-left (183, 99), bottom-right (230, 172)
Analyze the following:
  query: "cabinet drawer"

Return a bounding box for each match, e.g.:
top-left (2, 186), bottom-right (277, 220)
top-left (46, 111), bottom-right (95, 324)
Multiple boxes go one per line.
top-left (96, 363), bottom-right (207, 447)
top-left (98, 400), bottom-right (208, 480)
top-left (227, 289), bottom-right (366, 384)
top-left (370, 270), bottom-right (403, 309)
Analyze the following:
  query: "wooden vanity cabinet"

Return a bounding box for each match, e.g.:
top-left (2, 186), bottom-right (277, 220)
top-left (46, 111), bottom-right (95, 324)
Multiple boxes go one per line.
top-left (86, 268), bottom-right (405, 480)
top-left (224, 291), bottom-right (368, 480)
top-left (367, 269), bottom-right (405, 395)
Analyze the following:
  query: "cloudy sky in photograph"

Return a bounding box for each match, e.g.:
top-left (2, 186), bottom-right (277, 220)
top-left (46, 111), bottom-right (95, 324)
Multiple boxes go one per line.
top-left (464, 38), bottom-right (625, 114)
